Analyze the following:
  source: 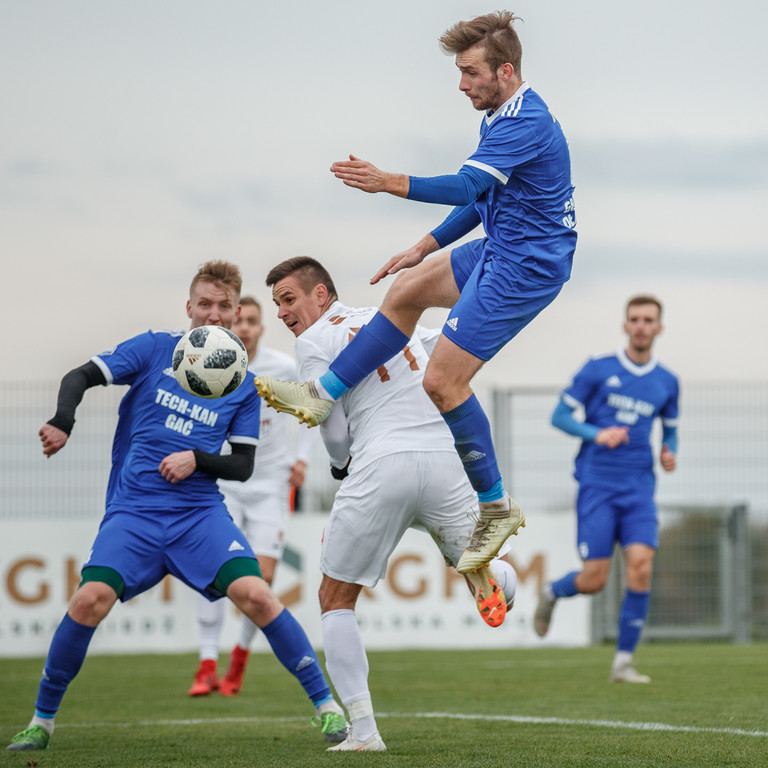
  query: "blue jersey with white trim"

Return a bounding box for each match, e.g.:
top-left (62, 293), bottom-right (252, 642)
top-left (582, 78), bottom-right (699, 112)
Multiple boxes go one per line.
top-left (92, 330), bottom-right (260, 511)
top-left (562, 350), bottom-right (679, 490)
top-left (465, 83), bottom-right (576, 283)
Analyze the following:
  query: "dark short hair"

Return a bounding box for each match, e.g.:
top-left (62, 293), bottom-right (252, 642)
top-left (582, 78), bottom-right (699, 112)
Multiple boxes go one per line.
top-left (265, 256), bottom-right (338, 301)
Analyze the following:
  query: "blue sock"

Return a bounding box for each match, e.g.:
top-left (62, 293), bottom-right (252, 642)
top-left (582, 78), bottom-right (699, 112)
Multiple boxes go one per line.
top-left (328, 312), bottom-right (410, 388)
top-left (261, 608), bottom-right (331, 706)
top-left (318, 370), bottom-right (350, 401)
top-left (551, 571), bottom-right (580, 598)
top-left (617, 589), bottom-right (650, 653)
top-left (441, 394), bottom-right (503, 497)
top-left (35, 613), bottom-right (96, 716)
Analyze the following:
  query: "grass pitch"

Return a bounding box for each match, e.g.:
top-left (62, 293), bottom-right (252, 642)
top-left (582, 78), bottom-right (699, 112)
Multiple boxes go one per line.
top-left (1, 644), bottom-right (766, 767)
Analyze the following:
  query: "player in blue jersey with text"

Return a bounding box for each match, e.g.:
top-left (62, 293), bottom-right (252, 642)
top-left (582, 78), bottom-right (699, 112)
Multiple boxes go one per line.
top-left (254, 11), bottom-right (577, 576)
top-left (6, 261), bottom-right (347, 752)
top-left (534, 295), bottom-right (679, 683)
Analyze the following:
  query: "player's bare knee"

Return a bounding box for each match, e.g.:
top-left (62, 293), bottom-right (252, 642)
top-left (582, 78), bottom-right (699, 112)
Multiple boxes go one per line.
top-left (68, 583), bottom-right (114, 625)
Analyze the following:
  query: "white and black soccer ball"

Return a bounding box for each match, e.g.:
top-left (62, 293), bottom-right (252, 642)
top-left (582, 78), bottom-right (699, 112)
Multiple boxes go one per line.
top-left (172, 325), bottom-right (248, 399)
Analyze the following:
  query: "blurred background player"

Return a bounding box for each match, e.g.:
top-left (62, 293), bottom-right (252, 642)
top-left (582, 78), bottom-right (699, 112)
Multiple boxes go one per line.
top-left (7, 261), bottom-right (346, 752)
top-left (190, 296), bottom-right (317, 697)
top-left (265, 256), bottom-right (518, 751)
top-left (255, 11), bottom-right (577, 577)
top-left (534, 295), bottom-right (679, 683)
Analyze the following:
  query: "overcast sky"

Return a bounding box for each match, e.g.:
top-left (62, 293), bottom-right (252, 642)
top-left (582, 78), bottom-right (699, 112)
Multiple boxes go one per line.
top-left (2, 0), bottom-right (766, 386)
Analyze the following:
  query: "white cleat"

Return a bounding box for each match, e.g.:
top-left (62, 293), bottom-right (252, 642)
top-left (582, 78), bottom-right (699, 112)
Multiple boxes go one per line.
top-left (254, 376), bottom-right (333, 427)
top-left (610, 664), bottom-right (651, 684)
top-left (533, 583), bottom-right (557, 638)
top-left (456, 496), bottom-right (525, 574)
top-left (327, 732), bottom-right (387, 752)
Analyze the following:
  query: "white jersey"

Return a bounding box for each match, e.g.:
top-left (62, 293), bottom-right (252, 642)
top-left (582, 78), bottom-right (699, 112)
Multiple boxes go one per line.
top-left (295, 301), bottom-right (456, 473)
top-left (218, 345), bottom-right (315, 509)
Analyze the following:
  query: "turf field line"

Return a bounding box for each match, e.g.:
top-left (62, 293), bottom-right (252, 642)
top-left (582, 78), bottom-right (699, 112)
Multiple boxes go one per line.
top-left (51, 712), bottom-right (768, 739)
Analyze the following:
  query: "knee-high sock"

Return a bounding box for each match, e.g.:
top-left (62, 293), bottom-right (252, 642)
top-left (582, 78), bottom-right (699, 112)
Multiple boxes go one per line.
top-left (324, 312), bottom-right (410, 393)
top-left (35, 613), bottom-right (96, 716)
top-left (197, 594), bottom-right (225, 660)
top-left (261, 608), bottom-right (331, 705)
top-left (322, 609), bottom-right (378, 741)
top-left (617, 589), bottom-right (650, 653)
top-left (551, 571), bottom-right (580, 598)
top-left (442, 394), bottom-right (503, 499)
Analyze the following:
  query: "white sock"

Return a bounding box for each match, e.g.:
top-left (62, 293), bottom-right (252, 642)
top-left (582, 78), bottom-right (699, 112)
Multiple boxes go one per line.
top-left (314, 378), bottom-right (333, 400)
top-left (197, 594), bottom-right (225, 660)
top-left (321, 609), bottom-right (378, 740)
top-left (30, 715), bottom-right (54, 736)
top-left (613, 650), bottom-right (633, 670)
top-left (237, 616), bottom-right (258, 650)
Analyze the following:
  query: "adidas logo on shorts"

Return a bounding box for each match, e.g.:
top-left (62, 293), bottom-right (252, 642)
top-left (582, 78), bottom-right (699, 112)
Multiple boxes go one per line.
top-left (446, 316), bottom-right (459, 331)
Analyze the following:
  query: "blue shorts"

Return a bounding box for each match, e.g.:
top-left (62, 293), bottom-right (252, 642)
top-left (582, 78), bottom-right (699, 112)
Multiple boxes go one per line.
top-left (447, 238), bottom-right (564, 361)
top-left (575, 485), bottom-right (658, 560)
top-left (84, 505), bottom-right (257, 601)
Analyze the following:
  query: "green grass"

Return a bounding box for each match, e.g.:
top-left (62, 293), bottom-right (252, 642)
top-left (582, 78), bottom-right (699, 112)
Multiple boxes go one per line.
top-left (2, 644), bottom-right (767, 767)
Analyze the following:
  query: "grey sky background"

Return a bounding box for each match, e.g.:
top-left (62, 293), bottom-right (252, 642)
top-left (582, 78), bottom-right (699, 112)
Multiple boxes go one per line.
top-left (2, 0), bottom-right (766, 386)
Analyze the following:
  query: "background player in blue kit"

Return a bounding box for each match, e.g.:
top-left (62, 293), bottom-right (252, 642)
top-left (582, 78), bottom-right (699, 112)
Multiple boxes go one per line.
top-left (254, 11), bottom-right (577, 576)
top-left (6, 261), bottom-right (346, 752)
top-left (533, 295), bottom-right (679, 683)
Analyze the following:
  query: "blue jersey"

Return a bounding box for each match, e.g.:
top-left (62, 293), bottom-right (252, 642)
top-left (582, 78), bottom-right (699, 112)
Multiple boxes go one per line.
top-left (465, 83), bottom-right (577, 283)
top-left (91, 330), bottom-right (260, 511)
top-left (562, 350), bottom-right (679, 491)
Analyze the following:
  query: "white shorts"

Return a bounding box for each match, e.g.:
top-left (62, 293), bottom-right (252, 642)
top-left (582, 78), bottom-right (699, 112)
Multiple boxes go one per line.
top-left (321, 451), bottom-right (478, 587)
top-left (224, 492), bottom-right (290, 561)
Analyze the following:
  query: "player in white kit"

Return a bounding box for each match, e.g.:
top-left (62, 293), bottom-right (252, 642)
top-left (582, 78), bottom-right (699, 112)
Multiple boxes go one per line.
top-left (264, 257), bottom-right (518, 751)
top-left (189, 297), bottom-right (317, 698)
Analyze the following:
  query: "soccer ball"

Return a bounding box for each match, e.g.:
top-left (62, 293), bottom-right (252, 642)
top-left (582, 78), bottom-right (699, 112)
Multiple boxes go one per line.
top-left (172, 325), bottom-right (248, 399)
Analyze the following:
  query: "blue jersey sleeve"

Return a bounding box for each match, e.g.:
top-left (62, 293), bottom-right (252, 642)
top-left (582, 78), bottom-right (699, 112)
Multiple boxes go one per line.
top-left (561, 358), bottom-right (600, 410)
top-left (227, 383), bottom-right (261, 446)
top-left (430, 203), bottom-right (482, 248)
top-left (92, 331), bottom-right (162, 386)
top-left (407, 165), bottom-right (497, 206)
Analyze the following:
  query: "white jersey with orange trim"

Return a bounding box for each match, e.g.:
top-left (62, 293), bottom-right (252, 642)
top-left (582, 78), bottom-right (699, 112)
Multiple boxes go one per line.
top-left (295, 301), bottom-right (455, 473)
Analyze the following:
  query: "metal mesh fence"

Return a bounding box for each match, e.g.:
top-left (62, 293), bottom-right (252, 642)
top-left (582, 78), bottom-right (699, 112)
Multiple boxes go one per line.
top-left (2, 380), bottom-right (767, 639)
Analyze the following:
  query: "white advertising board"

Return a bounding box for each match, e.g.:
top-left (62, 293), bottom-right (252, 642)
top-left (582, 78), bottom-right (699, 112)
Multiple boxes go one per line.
top-left (0, 511), bottom-right (588, 658)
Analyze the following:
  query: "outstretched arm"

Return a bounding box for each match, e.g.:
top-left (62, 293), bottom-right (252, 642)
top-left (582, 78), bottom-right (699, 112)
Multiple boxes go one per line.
top-left (330, 155), bottom-right (496, 205)
top-left (40, 361), bottom-right (107, 457)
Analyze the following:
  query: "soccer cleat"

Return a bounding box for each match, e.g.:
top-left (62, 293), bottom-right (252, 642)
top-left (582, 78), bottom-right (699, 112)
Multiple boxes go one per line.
top-left (464, 566), bottom-right (507, 627)
top-left (611, 664), bottom-right (651, 684)
top-left (219, 645), bottom-right (250, 696)
top-left (327, 732), bottom-right (387, 751)
top-left (533, 583), bottom-right (557, 638)
top-left (312, 711), bottom-right (349, 743)
top-left (254, 376), bottom-right (333, 427)
top-left (456, 496), bottom-right (526, 574)
top-left (188, 658), bottom-right (219, 696)
top-left (6, 725), bottom-right (50, 751)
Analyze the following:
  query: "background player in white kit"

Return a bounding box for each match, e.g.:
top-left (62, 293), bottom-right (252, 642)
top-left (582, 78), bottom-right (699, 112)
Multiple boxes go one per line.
top-left (190, 296), bottom-right (317, 697)
top-left (264, 256), bottom-right (518, 752)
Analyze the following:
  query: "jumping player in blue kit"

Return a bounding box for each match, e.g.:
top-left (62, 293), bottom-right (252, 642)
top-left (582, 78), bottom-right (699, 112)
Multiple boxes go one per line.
top-left (254, 11), bottom-right (578, 577)
top-left (534, 295), bottom-right (679, 683)
top-left (6, 261), bottom-right (347, 752)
